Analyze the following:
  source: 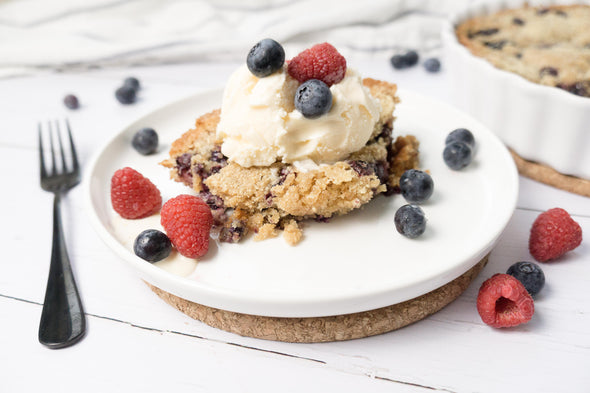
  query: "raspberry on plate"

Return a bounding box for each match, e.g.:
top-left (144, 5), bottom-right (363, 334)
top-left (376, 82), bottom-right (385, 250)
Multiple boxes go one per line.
top-left (161, 194), bottom-right (213, 259)
top-left (476, 273), bottom-right (534, 328)
top-left (287, 42), bottom-right (347, 86)
top-left (111, 167), bottom-right (162, 219)
top-left (529, 208), bottom-right (582, 262)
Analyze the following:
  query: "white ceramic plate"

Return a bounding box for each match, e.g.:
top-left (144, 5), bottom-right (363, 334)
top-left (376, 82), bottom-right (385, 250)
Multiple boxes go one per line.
top-left (86, 88), bottom-right (518, 318)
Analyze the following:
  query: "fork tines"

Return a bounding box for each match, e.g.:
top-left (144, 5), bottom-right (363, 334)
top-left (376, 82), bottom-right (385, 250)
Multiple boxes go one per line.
top-left (38, 119), bottom-right (79, 178)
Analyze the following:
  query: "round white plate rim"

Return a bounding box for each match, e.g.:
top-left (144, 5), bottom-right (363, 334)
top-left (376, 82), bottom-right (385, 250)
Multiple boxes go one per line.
top-left (85, 87), bottom-right (518, 318)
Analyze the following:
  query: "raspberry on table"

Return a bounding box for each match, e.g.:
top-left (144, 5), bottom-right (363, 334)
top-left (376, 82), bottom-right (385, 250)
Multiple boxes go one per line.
top-left (161, 194), bottom-right (213, 259)
top-left (476, 273), bottom-right (534, 328)
top-left (287, 42), bottom-right (347, 86)
top-left (529, 208), bottom-right (582, 262)
top-left (111, 167), bottom-right (162, 219)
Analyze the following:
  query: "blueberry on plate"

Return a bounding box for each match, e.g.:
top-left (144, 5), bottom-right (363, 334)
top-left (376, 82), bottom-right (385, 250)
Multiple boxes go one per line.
top-left (134, 229), bottom-right (172, 263)
top-left (446, 128), bottom-right (475, 149)
top-left (390, 50), bottom-right (419, 69)
top-left (63, 94), bottom-right (79, 110)
top-left (247, 38), bottom-right (285, 78)
top-left (399, 169), bottom-right (434, 204)
top-left (394, 204), bottom-right (426, 238)
top-left (443, 141), bottom-right (473, 170)
top-left (124, 77), bottom-right (140, 91)
top-left (507, 261), bottom-right (545, 296)
top-left (423, 58), bottom-right (441, 73)
top-left (132, 127), bottom-right (159, 155)
top-left (295, 79), bottom-right (332, 118)
top-left (115, 85), bottom-right (137, 104)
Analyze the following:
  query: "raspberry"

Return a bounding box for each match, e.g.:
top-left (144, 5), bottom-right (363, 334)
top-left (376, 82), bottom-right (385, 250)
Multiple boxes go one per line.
top-left (529, 208), bottom-right (582, 262)
top-left (111, 167), bottom-right (162, 219)
top-left (476, 274), bottom-right (534, 328)
top-left (161, 194), bottom-right (213, 258)
top-left (287, 43), bottom-right (346, 86)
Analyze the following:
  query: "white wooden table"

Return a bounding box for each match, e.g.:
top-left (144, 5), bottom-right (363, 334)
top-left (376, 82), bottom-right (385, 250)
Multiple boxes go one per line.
top-left (2, 58), bottom-right (589, 393)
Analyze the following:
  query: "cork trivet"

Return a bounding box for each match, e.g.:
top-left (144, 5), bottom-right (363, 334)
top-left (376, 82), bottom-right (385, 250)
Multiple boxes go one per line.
top-left (147, 256), bottom-right (488, 342)
top-left (510, 149), bottom-right (590, 197)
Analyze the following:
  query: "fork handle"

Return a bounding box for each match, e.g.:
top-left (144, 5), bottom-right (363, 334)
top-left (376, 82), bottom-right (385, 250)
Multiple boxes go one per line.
top-left (39, 193), bottom-right (86, 349)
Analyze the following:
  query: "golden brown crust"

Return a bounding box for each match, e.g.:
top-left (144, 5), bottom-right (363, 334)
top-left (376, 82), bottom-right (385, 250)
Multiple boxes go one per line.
top-left (456, 4), bottom-right (590, 95)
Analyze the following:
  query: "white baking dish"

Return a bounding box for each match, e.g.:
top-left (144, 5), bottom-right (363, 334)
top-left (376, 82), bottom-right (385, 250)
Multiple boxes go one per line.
top-left (441, 0), bottom-right (590, 180)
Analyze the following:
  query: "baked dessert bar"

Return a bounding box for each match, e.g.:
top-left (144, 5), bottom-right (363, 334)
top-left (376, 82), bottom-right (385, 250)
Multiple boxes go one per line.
top-left (456, 4), bottom-right (590, 97)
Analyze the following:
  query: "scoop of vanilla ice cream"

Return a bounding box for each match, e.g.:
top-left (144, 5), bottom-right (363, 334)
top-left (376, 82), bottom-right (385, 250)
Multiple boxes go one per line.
top-left (216, 64), bottom-right (380, 168)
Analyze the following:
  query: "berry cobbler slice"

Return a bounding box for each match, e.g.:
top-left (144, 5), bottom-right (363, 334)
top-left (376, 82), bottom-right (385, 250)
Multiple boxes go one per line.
top-left (161, 78), bottom-right (419, 245)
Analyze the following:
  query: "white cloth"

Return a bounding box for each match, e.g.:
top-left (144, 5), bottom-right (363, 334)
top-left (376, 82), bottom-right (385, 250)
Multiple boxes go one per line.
top-left (1, 0), bottom-right (473, 77)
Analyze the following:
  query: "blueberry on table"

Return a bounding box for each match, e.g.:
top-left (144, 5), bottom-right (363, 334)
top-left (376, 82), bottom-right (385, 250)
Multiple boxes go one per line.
top-left (423, 58), bottom-right (441, 73)
top-left (443, 141), bottom-right (473, 170)
top-left (134, 229), bottom-right (172, 263)
top-left (507, 261), bottom-right (545, 296)
top-left (399, 169), bottom-right (434, 204)
top-left (295, 79), bottom-right (332, 118)
top-left (124, 77), bottom-right (141, 91)
top-left (394, 204), bottom-right (426, 238)
top-left (446, 128), bottom-right (475, 149)
top-left (247, 38), bottom-right (285, 78)
top-left (390, 50), bottom-right (419, 69)
top-left (115, 85), bottom-right (137, 104)
top-left (132, 127), bottom-right (159, 155)
top-left (63, 94), bottom-right (79, 110)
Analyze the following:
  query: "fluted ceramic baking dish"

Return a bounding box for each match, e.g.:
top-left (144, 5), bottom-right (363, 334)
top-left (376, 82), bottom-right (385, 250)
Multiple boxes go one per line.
top-left (442, 0), bottom-right (590, 180)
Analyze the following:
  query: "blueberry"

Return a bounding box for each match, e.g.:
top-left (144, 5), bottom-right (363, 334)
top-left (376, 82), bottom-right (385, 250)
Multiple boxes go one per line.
top-left (399, 169), bottom-right (434, 203)
top-left (124, 77), bottom-right (140, 91)
top-left (295, 79), bottom-right (332, 118)
top-left (394, 204), bottom-right (426, 238)
top-left (63, 94), bottom-right (79, 110)
top-left (507, 261), bottom-right (545, 296)
top-left (247, 38), bottom-right (285, 78)
top-left (423, 58), bottom-right (441, 73)
top-left (446, 128), bottom-right (475, 149)
top-left (443, 141), bottom-right (473, 170)
top-left (115, 85), bottom-right (137, 104)
top-left (133, 229), bottom-right (172, 262)
top-left (132, 127), bottom-right (159, 155)
top-left (390, 50), bottom-right (419, 69)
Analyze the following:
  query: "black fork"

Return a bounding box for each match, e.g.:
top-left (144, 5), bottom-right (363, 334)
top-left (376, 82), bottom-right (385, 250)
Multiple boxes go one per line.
top-left (38, 119), bottom-right (86, 348)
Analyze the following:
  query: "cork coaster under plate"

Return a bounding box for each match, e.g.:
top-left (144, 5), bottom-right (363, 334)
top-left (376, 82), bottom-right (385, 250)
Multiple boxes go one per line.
top-left (147, 255), bottom-right (488, 343)
top-left (510, 149), bottom-right (590, 197)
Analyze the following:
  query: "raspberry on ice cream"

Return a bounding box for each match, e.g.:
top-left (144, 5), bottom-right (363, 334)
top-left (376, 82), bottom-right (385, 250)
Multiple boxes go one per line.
top-left (287, 42), bottom-right (347, 86)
